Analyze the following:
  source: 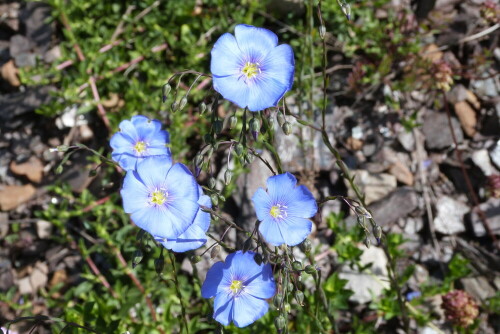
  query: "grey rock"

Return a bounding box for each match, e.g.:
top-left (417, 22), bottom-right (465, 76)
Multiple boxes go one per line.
top-left (346, 170), bottom-right (397, 205)
top-left (19, 2), bottom-right (53, 53)
top-left (0, 212), bottom-right (8, 238)
top-left (0, 86), bottom-right (55, 129)
top-left (368, 187), bottom-right (419, 227)
top-left (17, 276), bottom-right (32, 294)
top-left (447, 84), bottom-right (468, 104)
top-left (14, 52), bottom-right (37, 68)
top-left (397, 129), bottom-right (415, 152)
top-left (36, 220), bottom-right (52, 239)
top-left (471, 198), bottom-right (500, 237)
top-left (472, 149), bottom-right (496, 176)
top-left (339, 246), bottom-right (390, 304)
top-left (434, 196), bottom-right (469, 235)
top-left (0, 257), bottom-right (14, 292)
top-left (490, 140), bottom-right (500, 170)
top-left (29, 261), bottom-right (48, 292)
top-left (44, 45), bottom-right (61, 64)
top-left (403, 217), bottom-right (424, 235)
top-left (9, 35), bottom-right (32, 57)
top-left (422, 111), bottom-right (463, 150)
top-left (460, 276), bottom-right (496, 302)
top-left (471, 74), bottom-right (499, 97)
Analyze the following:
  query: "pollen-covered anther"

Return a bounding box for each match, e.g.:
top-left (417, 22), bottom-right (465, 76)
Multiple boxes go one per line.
top-left (270, 204), bottom-right (288, 220)
top-left (134, 141), bottom-right (147, 153)
top-left (150, 189), bottom-right (167, 205)
top-left (241, 62), bottom-right (260, 79)
top-left (229, 280), bottom-right (243, 294)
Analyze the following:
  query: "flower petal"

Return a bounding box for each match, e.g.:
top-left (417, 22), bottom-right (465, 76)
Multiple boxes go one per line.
top-left (245, 264), bottom-right (276, 299)
top-left (234, 24), bottom-right (278, 61)
top-left (232, 293), bottom-right (269, 328)
top-left (117, 119), bottom-right (139, 141)
top-left (261, 44), bottom-right (295, 90)
top-left (211, 33), bottom-right (244, 77)
top-left (227, 251), bottom-right (267, 282)
top-left (112, 152), bottom-right (138, 171)
top-left (110, 132), bottom-right (134, 153)
top-left (280, 216), bottom-right (312, 246)
top-left (258, 217), bottom-right (285, 246)
top-left (161, 224), bottom-right (207, 252)
top-left (212, 74), bottom-right (249, 109)
top-left (135, 156), bottom-right (172, 189)
top-left (202, 261), bottom-right (230, 298)
top-left (165, 163), bottom-right (199, 200)
top-left (266, 172), bottom-right (297, 204)
top-left (286, 185), bottom-right (318, 219)
top-left (130, 205), bottom-right (180, 239)
top-left (251, 188), bottom-right (272, 222)
top-left (246, 76), bottom-right (289, 111)
top-left (213, 292), bottom-right (234, 326)
top-left (121, 170), bottom-right (150, 213)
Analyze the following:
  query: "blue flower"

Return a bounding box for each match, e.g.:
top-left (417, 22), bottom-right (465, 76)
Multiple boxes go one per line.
top-left (201, 251), bottom-right (276, 328)
top-left (121, 156), bottom-right (200, 239)
top-left (251, 172), bottom-right (317, 246)
top-left (155, 186), bottom-right (211, 252)
top-left (211, 24), bottom-right (295, 112)
top-left (110, 115), bottom-right (170, 171)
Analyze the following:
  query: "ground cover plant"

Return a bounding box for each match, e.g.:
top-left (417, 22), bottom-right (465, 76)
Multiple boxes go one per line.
top-left (1, 0), bottom-right (500, 333)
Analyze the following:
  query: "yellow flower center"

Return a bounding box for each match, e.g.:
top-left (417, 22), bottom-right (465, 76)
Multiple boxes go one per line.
top-left (134, 141), bottom-right (147, 153)
top-left (150, 190), bottom-right (167, 205)
top-left (229, 280), bottom-right (243, 294)
top-left (241, 62), bottom-right (260, 79)
top-left (270, 206), bottom-right (281, 218)
top-left (270, 204), bottom-right (287, 219)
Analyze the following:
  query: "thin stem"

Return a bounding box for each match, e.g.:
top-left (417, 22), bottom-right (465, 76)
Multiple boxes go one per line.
top-left (167, 252), bottom-right (190, 334)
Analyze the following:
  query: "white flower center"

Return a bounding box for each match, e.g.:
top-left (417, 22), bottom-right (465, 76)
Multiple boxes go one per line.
top-left (241, 62), bottom-right (260, 79)
top-left (270, 204), bottom-right (288, 220)
top-left (150, 189), bottom-right (167, 206)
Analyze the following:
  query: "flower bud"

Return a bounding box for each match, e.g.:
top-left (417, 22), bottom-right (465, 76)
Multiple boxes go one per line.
top-left (214, 120), bottom-right (223, 134)
top-left (364, 237), bottom-right (371, 248)
top-left (88, 169), bottom-right (97, 177)
top-left (304, 265), bottom-right (316, 275)
top-left (203, 133), bottom-right (212, 144)
top-left (355, 205), bottom-right (372, 218)
top-left (287, 282), bottom-right (294, 293)
top-left (57, 145), bottom-right (69, 152)
top-left (179, 97), bottom-right (188, 110)
top-left (292, 261), bottom-right (302, 271)
top-left (132, 249), bottom-right (143, 268)
top-left (295, 291), bottom-right (304, 305)
top-left (277, 112), bottom-right (285, 127)
top-left (210, 194), bottom-right (219, 206)
top-left (224, 169), bottom-right (233, 185)
top-left (171, 101), bottom-right (178, 112)
top-left (282, 121), bottom-right (292, 135)
top-left (208, 177), bottom-right (216, 189)
top-left (249, 118), bottom-right (260, 141)
top-left (300, 239), bottom-right (312, 254)
top-left (199, 101), bottom-right (207, 114)
top-left (229, 115), bottom-right (237, 129)
top-left (373, 225), bottom-right (382, 244)
top-left (210, 245), bottom-right (220, 259)
top-left (253, 252), bottom-right (263, 265)
top-left (191, 255), bottom-right (202, 264)
top-left (245, 153), bottom-right (255, 164)
top-left (274, 315), bottom-right (286, 331)
top-left (154, 257), bottom-right (164, 275)
top-left (162, 84), bottom-right (171, 102)
top-left (235, 143), bottom-right (244, 156)
top-left (284, 303), bottom-right (291, 313)
top-left (218, 194), bottom-right (225, 203)
top-left (194, 154), bottom-right (203, 167)
top-left (273, 293), bottom-right (283, 308)
top-left (319, 25), bottom-right (326, 39)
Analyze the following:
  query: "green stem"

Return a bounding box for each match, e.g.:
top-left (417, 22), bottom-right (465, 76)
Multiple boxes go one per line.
top-left (167, 252), bottom-right (190, 334)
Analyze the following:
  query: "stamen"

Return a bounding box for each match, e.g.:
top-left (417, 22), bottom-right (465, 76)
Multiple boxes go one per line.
top-left (134, 141), bottom-right (147, 153)
top-left (270, 204), bottom-right (288, 220)
top-left (150, 189), bottom-right (167, 205)
top-left (229, 280), bottom-right (243, 294)
top-left (241, 62), bottom-right (260, 79)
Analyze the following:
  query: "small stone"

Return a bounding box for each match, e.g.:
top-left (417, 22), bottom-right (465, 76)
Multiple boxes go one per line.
top-left (17, 276), bottom-right (32, 294)
top-left (9, 34), bottom-right (32, 57)
top-left (43, 45), bottom-right (61, 64)
top-left (447, 84), bottom-right (469, 104)
top-left (433, 196), bottom-right (469, 235)
top-left (79, 124), bottom-right (94, 141)
top-left (471, 198), bottom-right (500, 237)
top-left (454, 101), bottom-right (477, 137)
top-left (0, 212), bottom-right (8, 238)
top-left (397, 129), bottom-right (415, 152)
top-left (422, 111), bottom-right (463, 150)
top-left (489, 140), bottom-right (500, 170)
top-left (471, 74), bottom-right (499, 97)
top-left (346, 170), bottom-right (397, 205)
top-left (36, 220), bottom-right (52, 239)
top-left (10, 156), bottom-right (44, 183)
top-left (1, 60), bottom-right (20, 87)
top-left (471, 149), bottom-right (495, 176)
top-left (339, 246), bottom-right (390, 304)
top-left (362, 187), bottom-right (419, 227)
top-left (14, 52), bottom-right (37, 68)
top-left (460, 277), bottom-right (496, 303)
top-left (389, 160), bottom-right (414, 185)
top-left (29, 262), bottom-right (48, 292)
top-left (0, 184), bottom-right (36, 211)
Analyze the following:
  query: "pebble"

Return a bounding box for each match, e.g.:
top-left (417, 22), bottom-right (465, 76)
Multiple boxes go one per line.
top-left (433, 196), bottom-right (469, 235)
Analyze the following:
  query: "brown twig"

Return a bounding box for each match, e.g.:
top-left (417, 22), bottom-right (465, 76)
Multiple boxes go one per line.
top-left (442, 91), bottom-right (499, 249)
top-left (88, 76), bottom-right (111, 131)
